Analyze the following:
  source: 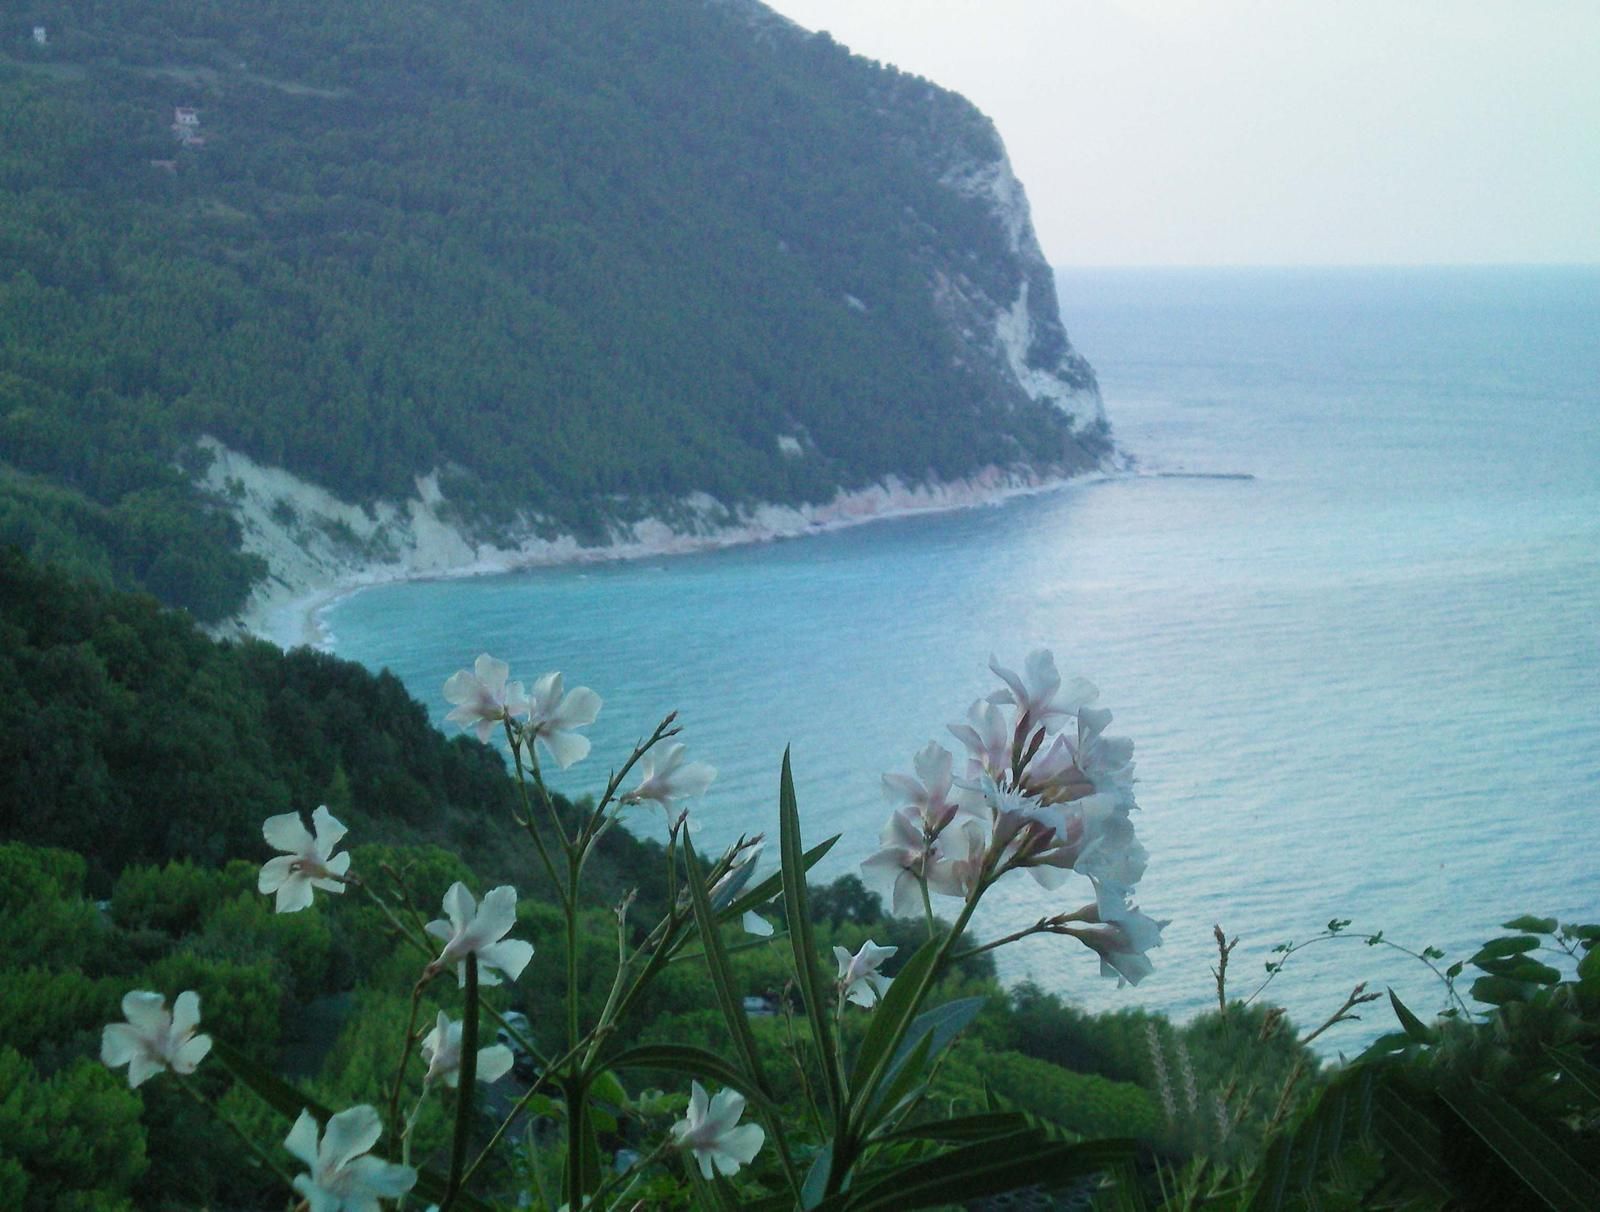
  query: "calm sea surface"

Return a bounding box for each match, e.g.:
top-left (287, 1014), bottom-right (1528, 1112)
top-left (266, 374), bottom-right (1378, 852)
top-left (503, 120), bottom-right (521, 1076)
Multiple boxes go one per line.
top-left (326, 267), bottom-right (1600, 1048)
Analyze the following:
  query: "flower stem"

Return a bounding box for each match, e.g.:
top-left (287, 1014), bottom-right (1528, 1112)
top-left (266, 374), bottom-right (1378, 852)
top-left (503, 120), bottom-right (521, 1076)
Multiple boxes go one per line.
top-left (174, 1073), bottom-right (295, 1188)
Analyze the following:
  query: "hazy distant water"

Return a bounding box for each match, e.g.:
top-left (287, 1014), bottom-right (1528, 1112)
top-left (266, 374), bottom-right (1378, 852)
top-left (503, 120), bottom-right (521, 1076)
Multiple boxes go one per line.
top-left (327, 267), bottom-right (1600, 1047)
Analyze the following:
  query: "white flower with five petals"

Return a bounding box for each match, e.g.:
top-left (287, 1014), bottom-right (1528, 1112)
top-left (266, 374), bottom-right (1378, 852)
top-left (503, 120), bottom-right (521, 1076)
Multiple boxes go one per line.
top-left (420, 1011), bottom-right (515, 1088)
top-left (443, 654), bottom-right (529, 743)
top-left (834, 940), bottom-right (897, 1007)
top-left (620, 743), bottom-right (716, 810)
top-left (258, 805), bottom-right (351, 913)
top-left (284, 1105), bottom-right (416, 1212)
top-left (523, 672), bottom-right (602, 768)
top-left (425, 883), bottom-right (534, 987)
top-left (101, 990), bottom-right (211, 1088)
top-left (670, 1082), bottom-right (766, 1179)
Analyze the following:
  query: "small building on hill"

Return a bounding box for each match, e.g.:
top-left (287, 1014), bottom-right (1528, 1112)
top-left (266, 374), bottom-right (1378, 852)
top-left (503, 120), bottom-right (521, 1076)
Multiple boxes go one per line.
top-left (33, 26), bottom-right (48, 45)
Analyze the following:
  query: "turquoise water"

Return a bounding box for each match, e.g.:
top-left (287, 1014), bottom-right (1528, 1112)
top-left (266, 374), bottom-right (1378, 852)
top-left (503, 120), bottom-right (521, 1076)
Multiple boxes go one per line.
top-left (326, 267), bottom-right (1600, 1047)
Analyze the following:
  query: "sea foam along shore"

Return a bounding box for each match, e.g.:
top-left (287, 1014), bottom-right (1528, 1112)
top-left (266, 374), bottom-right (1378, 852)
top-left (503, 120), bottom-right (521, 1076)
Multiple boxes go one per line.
top-left (201, 436), bottom-right (1108, 651)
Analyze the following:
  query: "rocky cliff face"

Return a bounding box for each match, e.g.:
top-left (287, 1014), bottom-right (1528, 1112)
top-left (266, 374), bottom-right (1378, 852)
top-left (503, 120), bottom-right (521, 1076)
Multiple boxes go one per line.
top-left (712, 0), bottom-right (1106, 445)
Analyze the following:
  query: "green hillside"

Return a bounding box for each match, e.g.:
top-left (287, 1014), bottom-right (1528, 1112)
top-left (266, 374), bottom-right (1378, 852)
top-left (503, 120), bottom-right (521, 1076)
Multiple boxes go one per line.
top-left (0, 0), bottom-right (1105, 621)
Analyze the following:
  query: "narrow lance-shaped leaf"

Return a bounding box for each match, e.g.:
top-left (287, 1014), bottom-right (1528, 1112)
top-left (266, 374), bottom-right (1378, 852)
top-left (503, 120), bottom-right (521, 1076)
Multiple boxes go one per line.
top-left (846, 936), bottom-right (940, 1124)
top-left (778, 748), bottom-right (844, 1121)
top-left (607, 1044), bottom-right (780, 1119)
top-left (1437, 1082), bottom-right (1600, 1212)
top-left (683, 833), bottom-right (773, 1099)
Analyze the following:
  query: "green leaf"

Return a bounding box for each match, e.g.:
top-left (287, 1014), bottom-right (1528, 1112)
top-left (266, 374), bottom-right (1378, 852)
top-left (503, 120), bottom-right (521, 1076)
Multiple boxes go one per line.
top-left (1578, 946), bottom-right (1600, 994)
top-left (1471, 936), bottom-right (1542, 963)
top-left (1545, 1047), bottom-right (1600, 1108)
top-left (607, 1044), bottom-right (777, 1117)
top-left (868, 1030), bottom-right (934, 1123)
top-left (211, 1037), bottom-right (332, 1123)
top-left (1369, 1081), bottom-right (1452, 1204)
top-left (801, 1142), bottom-right (834, 1209)
top-left (868, 996), bottom-right (985, 1116)
top-left (724, 835), bottom-right (839, 921)
top-left (777, 748), bottom-right (844, 1122)
top-left (1502, 916), bottom-right (1559, 934)
top-left (1437, 1082), bottom-right (1600, 1211)
top-left (1388, 988), bottom-right (1437, 1043)
top-left (1474, 956), bottom-right (1564, 985)
top-left (846, 936), bottom-right (940, 1118)
top-left (876, 1111), bottom-right (1033, 1144)
top-left (846, 1135), bottom-right (1135, 1211)
top-left (1471, 974), bottom-right (1539, 1006)
top-left (681, 834), bottom-right (775, 1103)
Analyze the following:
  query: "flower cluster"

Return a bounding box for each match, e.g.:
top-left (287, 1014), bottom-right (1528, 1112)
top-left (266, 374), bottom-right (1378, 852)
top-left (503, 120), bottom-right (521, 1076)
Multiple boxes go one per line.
top-left (864, 650), bottom-right (1165, 984)
top-left (444, 653), bottom-right (602, 768)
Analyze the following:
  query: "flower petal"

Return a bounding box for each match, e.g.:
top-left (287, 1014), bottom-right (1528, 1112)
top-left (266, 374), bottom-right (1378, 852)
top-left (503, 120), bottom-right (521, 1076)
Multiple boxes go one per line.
top-left (442, 882), bottom-right (476, 933)
top-left (539, 728), bottom-right (590, 770)
top-left (319, 1104), bottom-right (383, 1172)
top-left (478, 938), bottom-right (534, 983)
top-left (284, 1109), bottom-right (322, 1168)
top-left (121, 990), bottom-right (169, 1032)
top-left (475, 1044), bottom-right (515, 1084)
top-left (101, 1023), bottom-right (142, 1067)
top-left (309, 805), bottom-right (347, 857)
top-left (345, 1154), bottom-right (419, 1198)
top-left (172, 1033), bottom-right (212, 1074)
top-left (258, 854), bottom-right (297, 894)
top-left (274, 874), bottom-right (315, 914)
top-left (263, 811), bottom-right (315, 856)
top-left (170, 991), bottom-right (202, 1036)
top-left (553, 686), bottom-right (601, 728)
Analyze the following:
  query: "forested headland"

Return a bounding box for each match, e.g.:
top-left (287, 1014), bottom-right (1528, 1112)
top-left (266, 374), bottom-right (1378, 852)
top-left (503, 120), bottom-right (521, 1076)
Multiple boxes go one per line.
top-left (1, 0), bottom-right (1105, 622)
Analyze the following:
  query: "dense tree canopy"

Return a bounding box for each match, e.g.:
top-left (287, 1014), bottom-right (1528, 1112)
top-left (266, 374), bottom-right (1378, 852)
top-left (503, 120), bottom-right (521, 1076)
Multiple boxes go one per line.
top-left (0, 1), bottom-right (1102, 619)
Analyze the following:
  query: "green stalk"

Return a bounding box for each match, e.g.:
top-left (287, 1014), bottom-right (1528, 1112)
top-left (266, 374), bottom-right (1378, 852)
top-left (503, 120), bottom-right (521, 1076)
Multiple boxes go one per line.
top-left (439, 955), bottom-right (478, 1211)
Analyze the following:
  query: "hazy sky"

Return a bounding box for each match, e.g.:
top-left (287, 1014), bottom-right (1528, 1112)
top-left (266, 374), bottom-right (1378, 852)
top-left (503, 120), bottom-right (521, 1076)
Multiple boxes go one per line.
top-left (768, 1), bottom-right (1600, 266)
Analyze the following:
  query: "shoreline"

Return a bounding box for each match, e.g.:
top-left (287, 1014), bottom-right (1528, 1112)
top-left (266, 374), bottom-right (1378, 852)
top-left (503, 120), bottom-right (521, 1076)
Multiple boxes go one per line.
top-left (242, 466), bottom-right (1114, 652)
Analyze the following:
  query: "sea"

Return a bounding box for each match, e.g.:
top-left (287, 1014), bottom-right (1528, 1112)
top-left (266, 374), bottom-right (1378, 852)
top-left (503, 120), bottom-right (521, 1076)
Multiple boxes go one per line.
top-left (325, 267), bottom-right (1600, 1052)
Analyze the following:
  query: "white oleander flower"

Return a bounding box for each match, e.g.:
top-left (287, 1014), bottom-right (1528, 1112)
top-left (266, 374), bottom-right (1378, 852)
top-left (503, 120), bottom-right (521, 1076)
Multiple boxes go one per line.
top-left (987, 650), bottom-right (1097, 730)
top-left (670, 1081), bottom-right (766, 1179)
top-left (924, 817), bottom-right (989, 900)
top-left (285, 1105), bottom-right (416, 1211)
top-left (860, 807), bottom-right (932, 917)
top-left (981, 776), bottom-right (1092, 889)
top-left (621, 743), bottom-right (716, 809)
top-left (834, 940), bottom-right (897, 1007)
top-left (882, 741), bottom-right (966, 834)
top-left (1064, 899), bottom-right (1168, 987)
top-left (1055, 706), bottom-right (1136, 804)
top-left (420, 1011), bottom-right (515, 1088)
top-left (101, 990), bottom-right (211, 1088)
top-left (1075, 807), bottom-right (1149, 894)
top-left (861, 809), bottom-right (987, 915)
top-left (258, 805), bottom-right (351, 913)
top-left (523, 671), bottom-right (601, 768)
top-left (443, 654), bottom-right (529, 743)
top-left (948, 699), bottom-right (1013, 782)
top-left (425, 883), bottom-right (534, 987)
